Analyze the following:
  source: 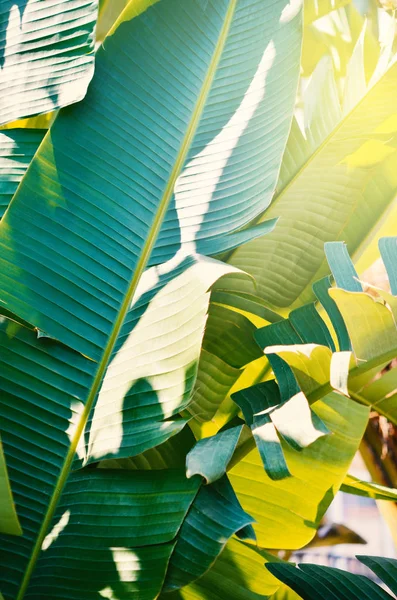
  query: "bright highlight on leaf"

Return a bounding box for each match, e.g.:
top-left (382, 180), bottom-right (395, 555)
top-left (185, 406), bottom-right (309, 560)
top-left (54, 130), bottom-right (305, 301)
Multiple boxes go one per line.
top-left (2, 1), bottom-right (397, 599)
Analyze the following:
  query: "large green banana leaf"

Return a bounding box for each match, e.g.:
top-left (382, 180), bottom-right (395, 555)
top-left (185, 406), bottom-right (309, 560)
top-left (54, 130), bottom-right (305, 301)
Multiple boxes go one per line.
top-left (0, 254), bottom-right (244, 598)
top-left (0, 1), bottom-right (303, 596)
top-left (0, 0), bottom-right (98, 125)
top-left (0, 0), bottom-right (301, 358)
top-left (0, 7), bottom-right (303, 592)
top-left (228, 392), bottom-right (368, 549)
top-left (226, 52), bottom-right (397, 312)
top-left (23, 469), bottom-right (202, 600)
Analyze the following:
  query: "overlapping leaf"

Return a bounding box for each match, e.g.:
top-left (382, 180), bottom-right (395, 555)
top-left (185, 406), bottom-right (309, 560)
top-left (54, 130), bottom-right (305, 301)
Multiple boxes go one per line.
top-left (25, 469), bottom-right (201, 600)
top-left (256, 240), bottom-right (397, 424)
top-left (226, 50), bottom-right (397, 311)
top-left (161, 538), bottom-right (283, 600)
top-left (267, 557), bottom-right (397, 600)
top-left (0, 0), bottom-right (98, 125)
top-left (0, 254), bottom-right (240, 598)
top-left (163, 476), bottom-right (254, 592)
top-left (341, 474), bottom-right (397, 501)
top-left (228, 393), bottom-right (369, 549)
top-left (186, 425), bottom-right (247, 484)
top-left (0, 0), bottom-right (302, 358)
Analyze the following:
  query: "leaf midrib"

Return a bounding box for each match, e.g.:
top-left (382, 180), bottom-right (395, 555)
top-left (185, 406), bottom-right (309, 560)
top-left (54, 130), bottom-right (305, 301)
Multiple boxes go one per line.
top-left (15, 0), bottom-right (238, 596)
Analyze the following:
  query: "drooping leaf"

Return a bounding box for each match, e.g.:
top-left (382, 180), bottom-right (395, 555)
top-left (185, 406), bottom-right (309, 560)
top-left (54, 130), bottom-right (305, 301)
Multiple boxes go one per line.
top-left (160, 537), bottom-right (282, 600)
top-left (229, 393), bottom-right (369, 549)
top-left (341, 474), bottom-right (397, 501)
top-left (266, 562), bottom-right (394, 600)
top-left (357, 556), bottom-right (397, 596)
top-left (163, 476), bottom-right (254, 592)
top-left (0, 0), bottom-right (98, 125)
top-left (232, 381), bottom-right (290, 479)
top-left (233, 382), bottom-right (329, 479)
top-left (255, 322), bottom-right (300, 401)
top-left (264, 344), bottom-right (333, 399)
top-left (324, 242), bottom-right (362, 292)
top-left (289, 304), bottom-right (335, 351)
top-left (186, 426), bottom-right (246, 484)
top-left (312, 276), bottom-right (350, 351)
top-left (268, 392), bottom-right (330, 451)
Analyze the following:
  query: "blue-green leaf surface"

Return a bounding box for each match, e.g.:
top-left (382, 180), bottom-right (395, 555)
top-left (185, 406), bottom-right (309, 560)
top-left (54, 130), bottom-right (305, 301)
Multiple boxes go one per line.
top-left (0, 130), bottom-right (45, 217)
top-left (163, 476), bottom-right (254, 591)
top-left (0, 254), bottom-right (235, 598)
top-left (267, 561), bottom-right (394, 600)
top-left (186, 426), bottom-right (245, 484)
top-left (0, 0), bottom-right (302, 359)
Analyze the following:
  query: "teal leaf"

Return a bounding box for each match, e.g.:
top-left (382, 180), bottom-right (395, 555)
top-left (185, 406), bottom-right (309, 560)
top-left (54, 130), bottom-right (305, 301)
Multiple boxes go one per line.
top-left (0, 129), bottom-right (45, 217)
top-left (358, 556), bottom-right (397, 596)
top-left (313, 276), bottom-right (351, 351)
top-left (266, 562), bottom-right (394, 600)
top-left (163, 476), bottom-right (254, 592)
top-left (289, 303), bottom-right (335, 350)
top-left (186, 425), bottom-right (246, 484)
top-left (0, 0), bottom-right (302, 359)
top-left (324, 242), bottom-right (363, 292)
top-left (255, 322), bottom-right (300, 401)
top-left (379, 237), bottom-right (397, 295)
